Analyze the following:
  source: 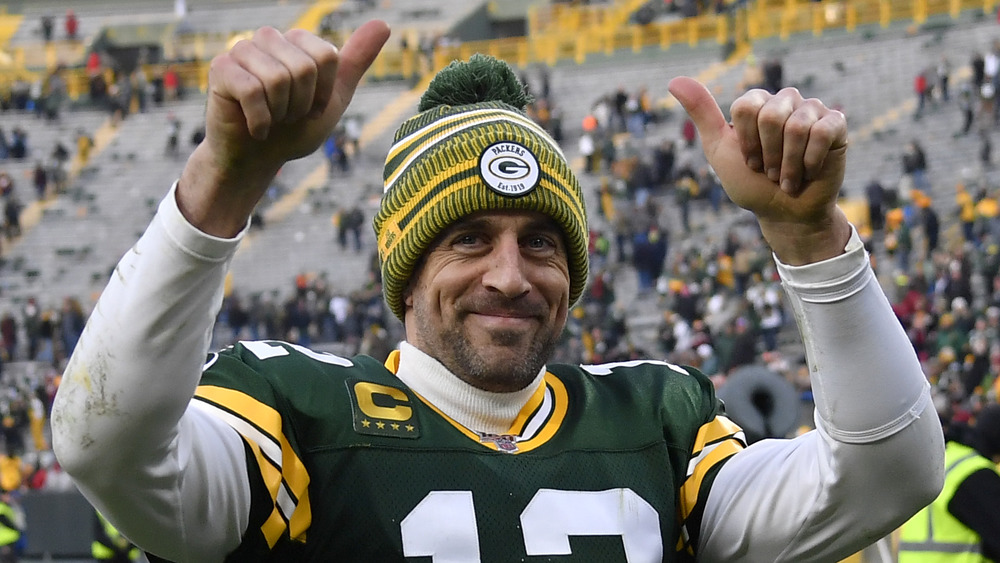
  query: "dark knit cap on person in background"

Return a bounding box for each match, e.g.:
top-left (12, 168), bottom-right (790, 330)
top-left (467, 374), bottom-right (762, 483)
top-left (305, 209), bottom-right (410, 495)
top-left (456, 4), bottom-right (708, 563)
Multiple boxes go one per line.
top-left (973, 403), bottom-right (1000, 460)
top-left (373, 54), bottom-right (589, 321)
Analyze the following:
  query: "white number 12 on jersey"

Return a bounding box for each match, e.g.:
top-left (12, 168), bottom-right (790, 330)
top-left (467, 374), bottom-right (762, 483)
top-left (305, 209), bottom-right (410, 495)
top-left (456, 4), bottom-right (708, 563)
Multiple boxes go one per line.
top-left (400, 488), bottom-right (662, 562)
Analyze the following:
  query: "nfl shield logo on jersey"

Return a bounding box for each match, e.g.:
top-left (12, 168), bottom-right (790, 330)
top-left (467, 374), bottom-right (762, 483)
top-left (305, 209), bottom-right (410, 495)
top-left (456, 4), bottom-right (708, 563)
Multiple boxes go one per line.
top-left (479, 433), bottom-right (519, 453)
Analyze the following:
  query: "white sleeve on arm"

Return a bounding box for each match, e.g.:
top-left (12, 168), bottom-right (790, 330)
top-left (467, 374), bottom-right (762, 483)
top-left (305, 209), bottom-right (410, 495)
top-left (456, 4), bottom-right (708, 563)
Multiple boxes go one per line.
top-left (698, 226), bottom-right (945, 562)
top-left (51, 184), bottom-right (251, 563)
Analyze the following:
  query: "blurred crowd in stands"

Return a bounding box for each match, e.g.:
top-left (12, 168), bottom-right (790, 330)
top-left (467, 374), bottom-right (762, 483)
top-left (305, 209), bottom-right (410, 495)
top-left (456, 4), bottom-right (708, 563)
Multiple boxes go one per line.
top-left (0, 10), bottom-right (994, 512)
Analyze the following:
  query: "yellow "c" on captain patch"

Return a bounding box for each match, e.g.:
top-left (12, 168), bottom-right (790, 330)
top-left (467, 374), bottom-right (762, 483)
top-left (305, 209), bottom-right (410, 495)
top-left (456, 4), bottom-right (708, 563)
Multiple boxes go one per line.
top-left (346, 380), bottom-right (420, 439)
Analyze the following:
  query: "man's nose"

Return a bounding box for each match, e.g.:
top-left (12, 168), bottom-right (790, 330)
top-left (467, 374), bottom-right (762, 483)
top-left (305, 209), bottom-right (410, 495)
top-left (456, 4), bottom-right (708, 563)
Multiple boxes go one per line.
top-left (482, 237), bottom-right (531, 298)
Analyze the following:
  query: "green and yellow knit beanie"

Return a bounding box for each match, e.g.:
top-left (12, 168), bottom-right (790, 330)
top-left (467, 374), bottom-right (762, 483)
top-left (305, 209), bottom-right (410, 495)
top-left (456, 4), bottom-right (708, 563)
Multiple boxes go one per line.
top-left (374, 54), bottom-right (589, 321)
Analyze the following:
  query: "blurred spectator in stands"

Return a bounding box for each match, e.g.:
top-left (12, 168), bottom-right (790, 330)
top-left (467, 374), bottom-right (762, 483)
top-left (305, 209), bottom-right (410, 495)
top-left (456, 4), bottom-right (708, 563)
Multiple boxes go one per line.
top-left (0, 397), bottom-right (27, 458)
top-left (42, 66), bottom-right (67, 121)
top-left (88, 71), bottom-right (109, 110)
top-left (914, 69), bottom-right (931, 119)
top-left (223, 292), bottom-right (250, 341)
top-left (980, 129), bottom-right (992, 169)
top-left (972, 50), bottom-right (986, 93)
top-left (902, 139), bottom-right (929, 194)
top-left (133, 68), bottom-right (149, 114)
top-left (49, 142), bottom-right (69, 194)
top-left (936, 56), bottom-right (952, 102)
top-left (21, 300), bottom-right (39, 362)
top-left (762, 56), bottom-right (784, 94)
top-left (652, 138), bottom-right (675, 188)
top-left (0, 129), bottom-right (9, 161)
top-left (337, 204), bottom-right (364, 253)
top-left (162, 65), bottom-right (180, 101)
top-left (956, 84), bottom-right (975, 137)
top-left (76, 129), bottom-right (94, 167)
top-left (1, 198), bottom-right (16, 243)
top-left (612, 85), bottom-right (628, 132)
top-left (165, 112), bottom-right (181, 158)
top-left (956, 183), bottom-right (976, 243)
top-left (65, 9), bottom-right (78, 40)
top-left (324, 128), bottom-right (350, 175)
top-left (39, 14), bottom-right (54, 42)
top-left (35, 311), bottom-right (55, 365)
top-left (0, 314), bottom-right (16, 362)
top-left (85, 51), bottom-right (102, 77)
top-left (919, 195), bottom-right (941, 257)
top-left (27, 393), bottom-right (46, 454)
top-left (632, 222), bottom-right (668, 295)
top-left (579, 130), bottom-right (596, 173)
top-left (8, 79), bottom-right (28, 112)
top-left (31, 162), bottom-right (45, 201)
top-left (885, 208), bottom-right (913, 272)
top-left (0, 173), bottom-right (13, 199)
top-left (60, 297), bottom-right (85, 359)
top-left (107, 82), bottom-right (125, 126)
top-left (342, 114), bottom-right (362, 158)
top-left (8, 128), bottom-right (26, 160)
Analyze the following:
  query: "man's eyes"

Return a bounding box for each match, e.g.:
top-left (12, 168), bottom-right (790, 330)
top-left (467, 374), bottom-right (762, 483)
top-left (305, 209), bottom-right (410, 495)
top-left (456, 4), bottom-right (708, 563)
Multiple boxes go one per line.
top-left (526, 235), bottom-right (557, 250)
top-left (453, 233), bottom-right (482, 246)
top-left (449, 233), bottom-right (558, 251)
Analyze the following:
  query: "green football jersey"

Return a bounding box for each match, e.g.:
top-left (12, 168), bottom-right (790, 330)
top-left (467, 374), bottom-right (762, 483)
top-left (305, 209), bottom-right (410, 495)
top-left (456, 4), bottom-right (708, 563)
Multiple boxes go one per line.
top-left (193, 340), bottom-right (745, 562)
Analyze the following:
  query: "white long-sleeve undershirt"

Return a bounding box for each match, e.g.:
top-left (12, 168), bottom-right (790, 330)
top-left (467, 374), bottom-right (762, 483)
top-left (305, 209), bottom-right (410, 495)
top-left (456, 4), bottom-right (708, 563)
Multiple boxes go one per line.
top-left (51, 185), bottom-right (943, 562)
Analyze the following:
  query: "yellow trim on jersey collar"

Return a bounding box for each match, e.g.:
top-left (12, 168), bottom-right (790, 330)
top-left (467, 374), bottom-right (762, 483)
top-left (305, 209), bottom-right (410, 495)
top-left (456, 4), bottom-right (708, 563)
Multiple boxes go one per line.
top-left (384, 350), bottom-right (568, 453)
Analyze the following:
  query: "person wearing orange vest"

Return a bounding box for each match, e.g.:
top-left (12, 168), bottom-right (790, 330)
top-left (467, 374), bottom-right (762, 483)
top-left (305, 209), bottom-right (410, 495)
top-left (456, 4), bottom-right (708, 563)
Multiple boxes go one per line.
top-left (899, 404), bottom-right (1000, 562)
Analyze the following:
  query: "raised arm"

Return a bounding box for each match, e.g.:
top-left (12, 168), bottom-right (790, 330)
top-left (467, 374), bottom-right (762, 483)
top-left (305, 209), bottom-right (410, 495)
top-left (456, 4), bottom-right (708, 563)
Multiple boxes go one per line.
top-left (669, 77), bottom-right (944, 560)
top-left (50, 23), bottom-right (389, 562)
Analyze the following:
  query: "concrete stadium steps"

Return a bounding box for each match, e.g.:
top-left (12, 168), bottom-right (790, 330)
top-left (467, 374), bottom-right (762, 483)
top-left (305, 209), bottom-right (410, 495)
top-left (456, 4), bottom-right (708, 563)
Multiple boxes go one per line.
top-left (0, 12), bottom-right (996, 340)
top-left (0, 101), bottom-right (203, 310)
top-left (745, 16), bottom-right (1000, 209)
top-left (225, 80), bottom-right (410, 299)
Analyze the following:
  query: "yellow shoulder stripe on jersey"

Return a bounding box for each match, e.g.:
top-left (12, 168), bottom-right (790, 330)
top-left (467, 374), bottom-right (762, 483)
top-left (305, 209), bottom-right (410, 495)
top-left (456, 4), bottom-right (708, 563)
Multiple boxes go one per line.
top-left (384, 349), bottom-right (401, 372)
top-left (194, 385), bottom-right (312, 544)
top-left (679, 415), bottom-right (745, 519)
top-left (243, 437), bottom-right (292, 547)
top-left (513, 373), bottom-right (568, 451)
top-left (411, 372), bottom-right (568, 454)
top-left (693, 414), bottom-right (743, 446)
top-left (504, 378), bottom-right (548, 436)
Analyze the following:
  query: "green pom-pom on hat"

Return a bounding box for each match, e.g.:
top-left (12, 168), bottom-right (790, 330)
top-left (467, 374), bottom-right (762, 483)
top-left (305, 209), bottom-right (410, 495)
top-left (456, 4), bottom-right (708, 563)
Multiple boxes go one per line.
top-left (418, 53), bottom-right (532, 112)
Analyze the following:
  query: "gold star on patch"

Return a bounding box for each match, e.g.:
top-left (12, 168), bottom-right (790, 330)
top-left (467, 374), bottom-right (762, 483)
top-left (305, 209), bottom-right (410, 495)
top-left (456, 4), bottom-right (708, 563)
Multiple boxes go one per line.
top-left (361, 420), bottom-right (371, 428)
top-left (376, 421), bottom-right (385, 429)
top-left (406, 425), bottom-right (414, 432)
top-left (391, 423), bottom-right (400, 431)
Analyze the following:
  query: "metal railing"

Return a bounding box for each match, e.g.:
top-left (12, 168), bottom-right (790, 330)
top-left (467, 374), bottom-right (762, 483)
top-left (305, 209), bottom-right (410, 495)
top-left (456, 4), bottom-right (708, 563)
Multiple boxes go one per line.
top-left (0, 0), bottom-right (997, 100)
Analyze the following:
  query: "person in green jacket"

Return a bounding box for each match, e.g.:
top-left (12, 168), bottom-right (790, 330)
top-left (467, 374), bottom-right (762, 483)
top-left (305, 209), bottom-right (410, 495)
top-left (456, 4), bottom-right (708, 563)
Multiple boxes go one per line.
top-left (900, 404), bottom-right (1000, 562)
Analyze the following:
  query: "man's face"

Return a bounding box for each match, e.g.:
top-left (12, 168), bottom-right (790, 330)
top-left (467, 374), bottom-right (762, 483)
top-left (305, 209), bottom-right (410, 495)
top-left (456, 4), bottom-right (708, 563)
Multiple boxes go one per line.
top-left (404, 210), bottom-right (571, 393)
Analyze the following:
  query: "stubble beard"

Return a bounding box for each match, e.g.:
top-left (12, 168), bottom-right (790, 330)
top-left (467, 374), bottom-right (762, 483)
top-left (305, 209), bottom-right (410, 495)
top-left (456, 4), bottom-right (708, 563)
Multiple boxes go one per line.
top-left (415, 309), bottom-right (559, 393)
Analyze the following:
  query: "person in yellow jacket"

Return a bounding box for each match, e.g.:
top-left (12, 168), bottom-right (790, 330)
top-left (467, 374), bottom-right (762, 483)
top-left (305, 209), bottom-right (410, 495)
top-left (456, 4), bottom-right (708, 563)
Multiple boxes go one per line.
top-left (899, 404), bottom-right (1000, 562)
top-left (0, 492), bottom-right (21, 563)
top-left (93, 511), bottom-right (139, 562)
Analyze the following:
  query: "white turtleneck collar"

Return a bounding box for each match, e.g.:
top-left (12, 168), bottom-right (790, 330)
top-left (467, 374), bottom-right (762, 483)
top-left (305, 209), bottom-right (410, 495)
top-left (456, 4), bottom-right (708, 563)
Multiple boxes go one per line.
top-left (393, 341), bottom-right (545, 435)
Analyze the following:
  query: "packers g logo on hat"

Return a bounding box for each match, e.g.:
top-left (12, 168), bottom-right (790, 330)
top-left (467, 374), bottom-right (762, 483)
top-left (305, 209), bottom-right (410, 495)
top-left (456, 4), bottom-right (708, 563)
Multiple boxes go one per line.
top-left (479, 141), bottom-right (540, 197)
